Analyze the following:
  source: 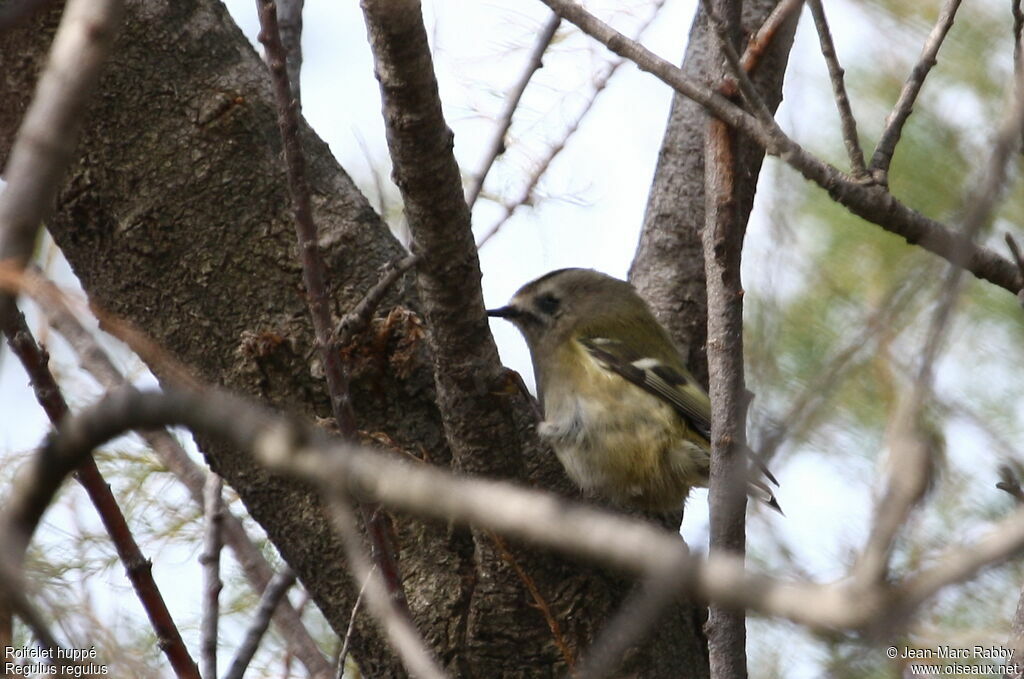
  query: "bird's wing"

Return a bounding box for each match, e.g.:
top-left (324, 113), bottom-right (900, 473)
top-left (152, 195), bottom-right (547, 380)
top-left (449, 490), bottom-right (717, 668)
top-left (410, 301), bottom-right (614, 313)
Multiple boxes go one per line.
top-left (578, 336), bottom-right (711, 442)
top-left (580, 335), bottom-right (782, 511)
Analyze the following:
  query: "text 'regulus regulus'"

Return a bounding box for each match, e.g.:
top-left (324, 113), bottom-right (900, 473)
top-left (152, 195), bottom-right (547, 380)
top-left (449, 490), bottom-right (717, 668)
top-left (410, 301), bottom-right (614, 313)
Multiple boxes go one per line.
top-left (488, 268), bottom-right (779, 513)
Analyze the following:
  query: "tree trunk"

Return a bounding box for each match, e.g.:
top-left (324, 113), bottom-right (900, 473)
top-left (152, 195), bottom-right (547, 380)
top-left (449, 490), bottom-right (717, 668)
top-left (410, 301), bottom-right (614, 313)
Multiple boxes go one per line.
top-left (0, 1), bottom-right (761, 676)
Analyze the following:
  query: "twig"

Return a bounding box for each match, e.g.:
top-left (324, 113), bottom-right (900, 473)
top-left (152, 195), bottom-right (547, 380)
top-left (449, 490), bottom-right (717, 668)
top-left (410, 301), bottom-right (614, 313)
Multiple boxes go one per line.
top-left (855, 47), bottom-right (1024, 587)
top-left (888, 352), bottom-right (1024, 500)
top-left (9, 271), bottom-right (333, 678)
top-left (806, 0), bottom-right (868, 179)
top-left (488, 532), bottom-right (575, 672)
top-left (854, 397), bottom-right (939, 586)
top-left (0, 308), bottom-right (201, 679)
top-left (535, 0), bottom-right (767, 143)
top-left (29, 386), bottom-right (1024, 635)
top-left (869, 0), bottom-right (963, 182)
top-left (946, 41), bottom-right (1024, 256)
top-left (756, 280), bottom-right (920, 462)
top-left (256, 0), bottom-right (356, 436)
top-left (740, 0), bottom-right (805, 74)
top-left (919, 69), bottom-right (1024, 351)
top-left (537, 0), bottom-right (1024, 294)
top-left (476, 1), bottom-right (666, 248)
top-left (0, 0), bottom-right (122, 353)
top-left (702, 3), bottom-right (750, 677)
top-left (472, 72), bottom-right (599, 248)
top-left (222, 567), bottom-right (298, 679)
top-left (257, 0), bottom-right (410, 614)
top-left (464, 12), bottom-right (560, 209)
top-left (899, 504), bottom-right (1024, 613)
top-left (336, 566), bottom-right (372, 679)
top-left (85, 305), bottom-right (203, 390)
top-left (698, 0), bottom-right (776, 124)
top-left (326, 500), bottom-right (448, 679)
top-left (334, 253), bottom-right (418, 346)
top-left (199, 473), bottom-right (224, 679)
top-left (0, 551), bottom-right (75, 677)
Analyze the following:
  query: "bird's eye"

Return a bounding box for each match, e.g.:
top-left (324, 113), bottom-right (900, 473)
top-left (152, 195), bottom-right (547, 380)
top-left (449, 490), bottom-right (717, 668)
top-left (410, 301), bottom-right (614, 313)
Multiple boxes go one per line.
top-left (536, 293), bottom-right (560, 315)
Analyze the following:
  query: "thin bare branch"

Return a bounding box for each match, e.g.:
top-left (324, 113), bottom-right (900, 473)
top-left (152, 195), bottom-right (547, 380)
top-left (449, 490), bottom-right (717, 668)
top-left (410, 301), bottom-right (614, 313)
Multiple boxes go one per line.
top-left (26, 387), bottom-right (1024, 636)
top-left (1007, 233), bottom-right (1024, 279)
top-left (740, 0), bottom-right (805, 73)
top-left (698, 0), bottom-right (777, 123)
top-left (326, 501), bottom-right (448, 679)
top-left (334, 253), bottom-right (418, 346)
top-left (869, 0), bottom-right (963, 182)
top-left (465, 12), bottom-right (560, 209)
top-left (702, 2), bottom-right (750, 676)
top-left (477, 2), bottom-right (666, 248)
top-left (9, 271), bottom-right (333, 678)
top-left (257, 0), bottom-right (410, 614)
top-left (336, 566), bottom-right (372, 679)
top-left (1007, 234), bottom-right (1024, 307)
top-left (806, 0), bottom-right (868, 179)
top-left (0, 553), bottom-right (74, 676)
top-left (488, 532), bottom-right (575, 671)
top-left (200, 473), bottom-right (225, 679)
top-left (854, 397), bottom-right (940, 586)
top-left (0, 307), bottom-right (201, 679)
top-left (856, 51), bottom-right (1024, 587)
top-left (537, 0), bottom-right (1023, 294)
top-left (222, 568), bottom-right (298, 679)
top-left (900, 505), bottom-right (1024, 611)
top-left (256, 0), bottom-right (355, 436)
top-left (1015, 0), bottom-right (1023, 77)
top-left (756, 280), bottom-right (920, 462)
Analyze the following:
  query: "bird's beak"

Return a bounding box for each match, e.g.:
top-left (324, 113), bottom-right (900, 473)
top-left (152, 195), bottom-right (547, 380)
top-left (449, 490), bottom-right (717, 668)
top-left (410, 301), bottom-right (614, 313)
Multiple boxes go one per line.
top-left (487, 305), bottom-right (520, 319)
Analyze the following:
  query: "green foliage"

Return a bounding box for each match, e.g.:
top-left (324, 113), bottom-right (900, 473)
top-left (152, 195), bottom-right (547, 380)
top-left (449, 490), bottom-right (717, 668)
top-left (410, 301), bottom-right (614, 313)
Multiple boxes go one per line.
top-left (747, 1), bottom-right (1024, 676)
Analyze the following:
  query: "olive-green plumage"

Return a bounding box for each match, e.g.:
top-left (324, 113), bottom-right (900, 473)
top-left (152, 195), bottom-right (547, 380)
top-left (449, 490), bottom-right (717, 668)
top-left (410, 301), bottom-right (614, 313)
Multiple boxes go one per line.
top-left (488, 268), bottom-right (724, 511)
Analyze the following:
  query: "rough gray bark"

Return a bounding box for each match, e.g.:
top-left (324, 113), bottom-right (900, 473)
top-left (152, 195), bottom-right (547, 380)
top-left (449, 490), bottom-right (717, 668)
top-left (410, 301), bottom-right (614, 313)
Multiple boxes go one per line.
top-left (0, 1), bottom-right (716, 676)
top-left (1, 4), bottom-right (425, 675)
top-left (629, 0), bottom-right (799, 389)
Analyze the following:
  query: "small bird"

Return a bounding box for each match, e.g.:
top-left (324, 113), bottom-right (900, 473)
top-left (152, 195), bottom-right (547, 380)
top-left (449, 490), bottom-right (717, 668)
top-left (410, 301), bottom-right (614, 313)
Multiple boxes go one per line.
top-left (488, 268), bottom-right (778, 512)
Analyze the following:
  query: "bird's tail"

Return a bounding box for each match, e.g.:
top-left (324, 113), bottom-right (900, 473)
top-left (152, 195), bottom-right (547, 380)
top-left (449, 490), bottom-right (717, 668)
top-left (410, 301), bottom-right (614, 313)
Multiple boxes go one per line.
top-left (745, 447), bottom-right (783, 514)
top-left (746, 476), bottom-right (783, 514)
